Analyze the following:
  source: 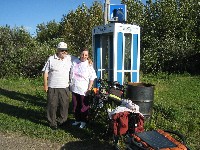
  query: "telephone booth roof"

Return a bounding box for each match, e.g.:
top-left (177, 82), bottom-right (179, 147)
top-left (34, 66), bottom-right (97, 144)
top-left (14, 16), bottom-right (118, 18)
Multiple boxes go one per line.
top-left (92, 23), bottom-right (140, 35)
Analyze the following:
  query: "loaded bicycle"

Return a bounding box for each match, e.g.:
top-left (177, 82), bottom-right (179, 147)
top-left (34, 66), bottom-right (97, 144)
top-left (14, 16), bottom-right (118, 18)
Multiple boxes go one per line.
top-left (87, 78), bottom-right (190, 150)
top-left (88, 79), bottom-right (125, 126)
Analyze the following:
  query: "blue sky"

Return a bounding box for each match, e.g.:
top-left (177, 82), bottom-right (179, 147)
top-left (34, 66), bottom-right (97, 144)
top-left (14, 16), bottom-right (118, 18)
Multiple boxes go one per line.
top-left (0, 0), bottom-right (145, 36)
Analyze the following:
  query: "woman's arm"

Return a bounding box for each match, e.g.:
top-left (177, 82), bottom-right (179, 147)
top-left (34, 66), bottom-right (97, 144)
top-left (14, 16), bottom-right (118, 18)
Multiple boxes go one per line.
top-left (87, 80), bottom-right (94, 91)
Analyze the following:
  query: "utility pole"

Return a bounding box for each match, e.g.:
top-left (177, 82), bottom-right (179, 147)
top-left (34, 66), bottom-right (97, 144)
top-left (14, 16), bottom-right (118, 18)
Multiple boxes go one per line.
top-left (104, 0), bottom-right (110, 25)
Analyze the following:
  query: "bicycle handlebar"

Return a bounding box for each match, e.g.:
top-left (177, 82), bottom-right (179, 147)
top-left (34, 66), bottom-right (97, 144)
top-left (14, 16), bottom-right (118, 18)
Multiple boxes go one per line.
top-left (97, 78), bottom-right (125, 92)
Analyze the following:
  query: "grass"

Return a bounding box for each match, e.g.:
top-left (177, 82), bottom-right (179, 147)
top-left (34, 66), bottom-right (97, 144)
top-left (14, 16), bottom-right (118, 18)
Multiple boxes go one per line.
top-left (141, 73), bottom-right (200, 150)
top-left (0, 74), bottom-right (199, 150)
top-left (0, 77), bottom-right (113, 149)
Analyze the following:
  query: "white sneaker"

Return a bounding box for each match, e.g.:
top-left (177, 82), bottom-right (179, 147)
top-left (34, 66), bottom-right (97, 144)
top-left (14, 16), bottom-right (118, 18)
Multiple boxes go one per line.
top-left (79, 122), bottom-right (86, 128)
top-left (72, 121), bottom-right (81, 126)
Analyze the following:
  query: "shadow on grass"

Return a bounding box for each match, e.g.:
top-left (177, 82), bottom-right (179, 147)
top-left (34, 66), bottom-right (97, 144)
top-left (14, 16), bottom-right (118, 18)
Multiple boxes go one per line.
top-left (60, 140), bottom-right (113, 150)
top-left (0, 88), bottom-right (46, 107)
top-left (59, 119), bottom-right (113, 149)
top-left (0, 102), bottom-right (47, 126)
top-left (0, 88), bottom-right (47, 126)
top-left (59, 118), bottom-right (112, 139)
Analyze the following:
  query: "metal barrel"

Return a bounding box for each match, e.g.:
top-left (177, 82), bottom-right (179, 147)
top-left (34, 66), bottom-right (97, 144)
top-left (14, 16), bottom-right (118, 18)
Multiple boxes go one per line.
top-left (126, 82), bottom-right (155, 120)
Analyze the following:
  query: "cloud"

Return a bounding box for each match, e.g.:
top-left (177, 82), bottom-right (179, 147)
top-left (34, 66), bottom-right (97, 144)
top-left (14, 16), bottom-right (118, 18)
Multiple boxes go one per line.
top-left (24, 26), bottom-right (32, 32)
top-left (22, 26), bottom-right (36, 36)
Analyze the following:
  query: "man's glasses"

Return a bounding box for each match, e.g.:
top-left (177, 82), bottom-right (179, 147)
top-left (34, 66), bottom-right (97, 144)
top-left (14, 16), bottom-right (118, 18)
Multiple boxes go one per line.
top-left (60, 50), bottom-right (67, 52)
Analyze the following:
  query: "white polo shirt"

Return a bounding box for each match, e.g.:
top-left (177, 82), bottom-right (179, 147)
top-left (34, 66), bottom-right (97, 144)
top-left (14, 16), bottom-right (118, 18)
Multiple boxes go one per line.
top-left (42, 54), bottom-right (76, 88)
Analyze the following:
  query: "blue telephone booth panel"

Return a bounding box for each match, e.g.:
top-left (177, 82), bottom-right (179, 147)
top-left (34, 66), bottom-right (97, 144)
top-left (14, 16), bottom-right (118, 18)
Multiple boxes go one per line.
top-left (92, 23), bottom-right (140, 87)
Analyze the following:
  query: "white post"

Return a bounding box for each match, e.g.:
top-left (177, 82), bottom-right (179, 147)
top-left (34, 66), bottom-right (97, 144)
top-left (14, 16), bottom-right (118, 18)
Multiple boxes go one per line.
top-left (104, 0), bottom-right (110, 25)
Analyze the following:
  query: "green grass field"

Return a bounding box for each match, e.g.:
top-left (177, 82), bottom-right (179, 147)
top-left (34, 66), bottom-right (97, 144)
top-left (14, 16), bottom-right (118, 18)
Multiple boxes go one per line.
top-left (0, 74), bottom-right (199, 149)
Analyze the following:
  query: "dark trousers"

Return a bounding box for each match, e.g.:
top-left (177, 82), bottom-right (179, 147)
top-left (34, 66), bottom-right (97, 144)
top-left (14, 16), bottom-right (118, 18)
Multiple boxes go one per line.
top-left (47, 87), bottom-right (70, 126)
top-left (72, 92), bottom-right (89, 122)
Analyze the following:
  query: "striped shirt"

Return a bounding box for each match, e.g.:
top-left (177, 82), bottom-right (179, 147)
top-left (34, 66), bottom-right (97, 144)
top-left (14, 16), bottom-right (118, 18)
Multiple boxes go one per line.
top-left (42, 54), bottom-right (76, 88)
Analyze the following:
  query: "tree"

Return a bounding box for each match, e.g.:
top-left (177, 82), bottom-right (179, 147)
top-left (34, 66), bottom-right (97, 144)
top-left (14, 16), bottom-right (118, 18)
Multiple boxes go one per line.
top-left (139, 0), bottom-right (199, 73)
top-left (60, 2), bottom-right (103, 56)
top-left (36, 20), bottom-right (62, 47)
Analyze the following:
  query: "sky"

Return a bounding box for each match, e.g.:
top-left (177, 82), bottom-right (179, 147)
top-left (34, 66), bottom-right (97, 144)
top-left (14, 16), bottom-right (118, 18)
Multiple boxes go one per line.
top-left (0, 0), bottom-right (145, 36)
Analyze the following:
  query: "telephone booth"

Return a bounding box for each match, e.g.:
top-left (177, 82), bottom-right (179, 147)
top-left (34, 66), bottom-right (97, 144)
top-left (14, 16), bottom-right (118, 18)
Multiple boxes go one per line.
top-left (92, 23), bottom-right (140, 87)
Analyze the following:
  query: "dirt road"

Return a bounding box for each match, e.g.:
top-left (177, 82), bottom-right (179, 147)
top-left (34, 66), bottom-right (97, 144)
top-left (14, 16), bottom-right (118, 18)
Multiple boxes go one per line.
top-left (0, 132), bottom-right (62, 150)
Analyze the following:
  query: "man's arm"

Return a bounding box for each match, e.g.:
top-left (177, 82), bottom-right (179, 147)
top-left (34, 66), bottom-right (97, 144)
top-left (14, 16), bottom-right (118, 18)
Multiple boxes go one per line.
top-left (43, 72), bottom-right (48, 92)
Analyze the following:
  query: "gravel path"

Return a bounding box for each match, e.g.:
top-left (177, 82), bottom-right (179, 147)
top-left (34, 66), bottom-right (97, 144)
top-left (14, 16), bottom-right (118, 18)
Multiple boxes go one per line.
top-left (0, 132), bottom-right (62, 150)
top-left (0, 132), bottom-right (113, 150)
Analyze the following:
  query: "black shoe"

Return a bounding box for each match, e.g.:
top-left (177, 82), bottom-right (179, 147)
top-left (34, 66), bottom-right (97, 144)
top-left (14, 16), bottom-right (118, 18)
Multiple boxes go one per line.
top-left (50, 125), bottom-right (57, 130)
top-left (58, 121), bottom-right (67, 127)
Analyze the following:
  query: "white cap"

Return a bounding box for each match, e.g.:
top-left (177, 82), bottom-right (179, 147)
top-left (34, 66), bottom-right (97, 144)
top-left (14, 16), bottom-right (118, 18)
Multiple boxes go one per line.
top-left (57, 42), bottom-right (67, 50)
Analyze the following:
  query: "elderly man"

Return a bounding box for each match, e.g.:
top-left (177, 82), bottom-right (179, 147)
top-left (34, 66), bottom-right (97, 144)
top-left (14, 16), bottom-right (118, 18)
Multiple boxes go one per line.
top-left (42, 42), bottom-right (76, 130)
